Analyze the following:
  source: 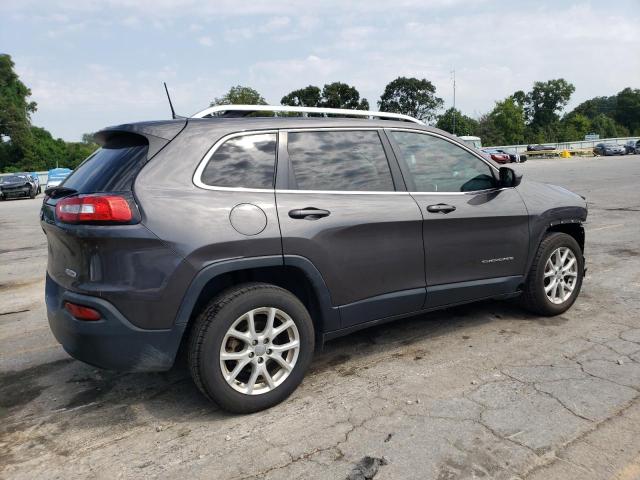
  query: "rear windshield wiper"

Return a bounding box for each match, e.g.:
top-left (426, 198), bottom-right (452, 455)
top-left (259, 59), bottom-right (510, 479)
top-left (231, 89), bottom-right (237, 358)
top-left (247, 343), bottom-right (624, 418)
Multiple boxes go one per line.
top-left (45, 186), bottom-right (78, 198)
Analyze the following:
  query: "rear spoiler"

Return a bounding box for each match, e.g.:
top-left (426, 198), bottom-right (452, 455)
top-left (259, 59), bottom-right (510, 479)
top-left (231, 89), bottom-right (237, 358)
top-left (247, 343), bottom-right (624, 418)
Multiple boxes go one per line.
top-left (94, 119), bottom-right (187, 158)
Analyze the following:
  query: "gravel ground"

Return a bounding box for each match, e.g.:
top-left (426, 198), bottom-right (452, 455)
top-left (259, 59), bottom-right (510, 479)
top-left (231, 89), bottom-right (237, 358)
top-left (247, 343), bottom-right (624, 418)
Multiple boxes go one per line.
top-left (1, 155), bottom-right (640, 480)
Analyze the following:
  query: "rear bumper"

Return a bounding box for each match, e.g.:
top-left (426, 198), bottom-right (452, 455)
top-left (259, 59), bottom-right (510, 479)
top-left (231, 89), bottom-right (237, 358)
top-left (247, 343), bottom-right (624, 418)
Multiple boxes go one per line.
top-left (45, 274), bottom-right (186, 371)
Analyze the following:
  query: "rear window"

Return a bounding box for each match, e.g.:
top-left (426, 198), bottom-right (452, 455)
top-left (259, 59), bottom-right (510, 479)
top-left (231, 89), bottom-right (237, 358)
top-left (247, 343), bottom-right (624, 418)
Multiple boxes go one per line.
top-left (61, 135), bottom-right (148, 193)
top-left (201, 133), bottom-right (277, 189)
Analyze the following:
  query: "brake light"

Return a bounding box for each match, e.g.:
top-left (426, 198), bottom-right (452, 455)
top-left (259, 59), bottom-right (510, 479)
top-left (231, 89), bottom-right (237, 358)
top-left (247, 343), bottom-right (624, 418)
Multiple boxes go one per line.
top-left (55, 195), bottom-right (132, 223)
top-left (64, 302), bottom-right (101, 321)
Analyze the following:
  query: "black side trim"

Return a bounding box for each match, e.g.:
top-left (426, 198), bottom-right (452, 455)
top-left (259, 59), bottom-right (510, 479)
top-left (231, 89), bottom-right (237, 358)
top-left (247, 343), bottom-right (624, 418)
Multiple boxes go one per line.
top-left (424, 275), bottom-right (523, 308)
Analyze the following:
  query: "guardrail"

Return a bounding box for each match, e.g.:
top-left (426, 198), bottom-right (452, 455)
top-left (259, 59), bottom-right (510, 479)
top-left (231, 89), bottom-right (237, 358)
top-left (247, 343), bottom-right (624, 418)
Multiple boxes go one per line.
top-left (490, 137), bottom-right (639, 155)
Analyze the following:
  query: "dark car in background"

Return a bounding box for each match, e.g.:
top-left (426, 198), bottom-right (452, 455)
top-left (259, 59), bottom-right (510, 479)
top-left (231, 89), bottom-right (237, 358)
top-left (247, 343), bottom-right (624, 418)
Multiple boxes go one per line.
top-left (527, 144), bottom-right (556, 152)
top-left (0, 174), bottom-right (38, 200)
top-left (623, 140), bottom-right (639, 154)
top-left (42, 105), bottom-right (588, 413)
top-left (594, 143), bottom-right (625, 156)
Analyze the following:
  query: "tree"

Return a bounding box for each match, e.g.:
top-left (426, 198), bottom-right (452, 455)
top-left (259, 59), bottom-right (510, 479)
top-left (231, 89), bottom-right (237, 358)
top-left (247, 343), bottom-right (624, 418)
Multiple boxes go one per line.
top-left (320, 82), bottom-right (369, 110)
top-left (524, 79), bottom-right (575, 129)
top-left (281, 86), bottom-right (321, 107)
top-left (435, 108), bottom-right (478, 136)
top-left (591, 113), bottom-right (628, 138)
top-left (210, 85), bottom-right (267, 106)
top-left (0, 54), bottom-right (37, 148)
top-left (571, 95), bottom-right (616, 120)
top-left (475, 113), bottom-right (502, 146)
top-left (490, 97), bottom-right (526, 145)
top-left (378, 77), bottom-right (443, 123)
top-left (614, 88), bottom-right (640, 134)
top-left (560, 113), bottom-right (592, 141)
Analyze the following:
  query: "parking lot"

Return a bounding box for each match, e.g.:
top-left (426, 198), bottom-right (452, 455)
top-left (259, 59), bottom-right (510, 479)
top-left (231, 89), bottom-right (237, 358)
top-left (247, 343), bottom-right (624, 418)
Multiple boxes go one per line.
top-left (1, 155), bottom-right (640, 480)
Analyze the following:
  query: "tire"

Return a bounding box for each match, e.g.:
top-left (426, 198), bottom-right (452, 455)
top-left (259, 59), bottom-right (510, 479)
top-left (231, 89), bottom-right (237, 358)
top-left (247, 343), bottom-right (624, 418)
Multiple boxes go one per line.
top-left (29, 187), bottom-right (36, 199)
top-left (521, 232), bottom-right (584, 316)
top-left (188, 282), bottom-right (315, 413)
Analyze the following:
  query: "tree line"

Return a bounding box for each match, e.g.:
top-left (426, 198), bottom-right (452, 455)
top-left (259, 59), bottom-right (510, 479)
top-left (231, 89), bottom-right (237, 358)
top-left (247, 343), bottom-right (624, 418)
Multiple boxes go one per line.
top-left (2, 51), bottom-right (639, 173)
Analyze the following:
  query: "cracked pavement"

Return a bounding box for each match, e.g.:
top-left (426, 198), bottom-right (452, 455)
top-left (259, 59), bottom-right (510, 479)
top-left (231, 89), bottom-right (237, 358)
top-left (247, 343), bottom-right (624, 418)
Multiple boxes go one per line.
top-left (1, 155), bottom-right (640, 479)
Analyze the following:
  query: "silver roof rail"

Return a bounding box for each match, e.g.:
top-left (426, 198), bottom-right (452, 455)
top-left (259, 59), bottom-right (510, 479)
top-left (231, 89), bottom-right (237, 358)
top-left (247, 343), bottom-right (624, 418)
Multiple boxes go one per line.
top-left (190, 104), bottom-right (423, 125)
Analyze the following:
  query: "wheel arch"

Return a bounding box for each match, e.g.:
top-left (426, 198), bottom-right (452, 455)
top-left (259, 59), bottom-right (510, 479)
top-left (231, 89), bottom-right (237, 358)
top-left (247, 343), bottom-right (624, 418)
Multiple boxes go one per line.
top-left (175, 256), bottom-right (339, 352)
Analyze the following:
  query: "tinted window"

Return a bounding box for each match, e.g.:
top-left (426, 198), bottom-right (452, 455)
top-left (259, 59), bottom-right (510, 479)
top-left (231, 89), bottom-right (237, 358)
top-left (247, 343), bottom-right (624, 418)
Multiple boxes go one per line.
top-left (389, 131), bottom-right (495, 193)
top-left (62, 135), bottom-right (146, 193)
top-left (287, 131), bottom-right (394, 191)
top-left (201, 133), bottom-right (276, 189)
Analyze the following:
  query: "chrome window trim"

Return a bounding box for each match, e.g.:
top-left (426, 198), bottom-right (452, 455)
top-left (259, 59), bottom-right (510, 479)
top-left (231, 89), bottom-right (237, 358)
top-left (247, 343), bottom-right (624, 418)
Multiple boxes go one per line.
top-left (193, 130), bottom-right (279, 192)
top-left (193, 126), bottom-right (502, 195)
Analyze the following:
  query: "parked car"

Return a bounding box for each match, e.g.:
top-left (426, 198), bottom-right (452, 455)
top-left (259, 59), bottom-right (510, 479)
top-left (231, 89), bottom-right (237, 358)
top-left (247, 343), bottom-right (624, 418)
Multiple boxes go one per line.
top-left (42, 105), bottom-right (587, 413)
top-left (527, 144), bottom-right (556, 152)
top-left (593, 143), bottom-right (625, 156)
top-left (0, 174), bottom-right (38, 200)
top-left (481, 148), bottom-right (511, 164)
top-left (481, 148), bottom-right (526, 164)
top-left (15, 172), bottom-right (41, 194)
top-left (458, 135), bottom-right (482, 149)
top-left (45, 168), bottom-right (73, 190)
top-left (623, 140), bottom-right (639, 154)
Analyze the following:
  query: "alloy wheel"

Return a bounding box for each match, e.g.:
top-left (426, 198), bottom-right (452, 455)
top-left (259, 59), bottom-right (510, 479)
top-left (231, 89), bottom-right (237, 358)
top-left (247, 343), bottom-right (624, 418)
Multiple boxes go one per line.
top-left (543, 246), bottom-right (578, 304)
top-left (219, 307), bottom-right (300, 395)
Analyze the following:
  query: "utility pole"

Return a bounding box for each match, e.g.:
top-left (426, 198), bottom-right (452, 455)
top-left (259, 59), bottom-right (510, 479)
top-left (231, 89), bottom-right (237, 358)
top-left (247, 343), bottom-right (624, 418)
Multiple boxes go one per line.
top-left (451, 69), bottom-right (456, 135)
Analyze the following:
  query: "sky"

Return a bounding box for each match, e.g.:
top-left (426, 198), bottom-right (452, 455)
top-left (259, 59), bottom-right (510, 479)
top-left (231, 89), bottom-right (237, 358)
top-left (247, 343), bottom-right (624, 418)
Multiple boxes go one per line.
top-left (1, 0), bottom-right (639, 141)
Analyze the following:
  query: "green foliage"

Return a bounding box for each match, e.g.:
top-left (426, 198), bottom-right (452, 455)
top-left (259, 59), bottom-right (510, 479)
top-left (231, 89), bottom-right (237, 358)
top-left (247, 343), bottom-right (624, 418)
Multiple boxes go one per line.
top-left (211, 85), bottom-right (267, 106)
top-left (281, 86), bottom-right (321, 107)
top-left (571, 95), bottom-right (616, 120)
top-left (320, 82), bottom-right (369, 110)
top-left (435, 108), bottom-right (478, 136)
top-left (490, 97), bottom-right (525, 145)
top-left (378, 77), bottom-right (443, 123)
top-left (559, 113), bottom-right (591, 141)
top-left (590, 113), bottom-right (628, 138)
top-left (281, 82), bottom-right (369, 111)
top-left (524, 79), bottom-right (575, 129)
top-left (0, 54), bottom-right (37, 147)
top-left (614, 88), bottom-right (640, 134)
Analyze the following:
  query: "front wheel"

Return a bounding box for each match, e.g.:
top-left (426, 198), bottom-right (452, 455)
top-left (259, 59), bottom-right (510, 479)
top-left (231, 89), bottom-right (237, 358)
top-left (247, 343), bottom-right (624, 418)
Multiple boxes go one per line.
top-left (188, 283), bottom-right (315, 413)
top-left (521, 232), bottom-right (584, 316)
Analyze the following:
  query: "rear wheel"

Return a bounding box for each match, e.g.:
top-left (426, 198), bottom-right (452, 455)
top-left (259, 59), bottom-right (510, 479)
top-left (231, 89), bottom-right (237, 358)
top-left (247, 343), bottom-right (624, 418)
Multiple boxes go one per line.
top-left (521, 232), bottom-right (584, 316)
top-left (188, 283), bottom-right (315, 413)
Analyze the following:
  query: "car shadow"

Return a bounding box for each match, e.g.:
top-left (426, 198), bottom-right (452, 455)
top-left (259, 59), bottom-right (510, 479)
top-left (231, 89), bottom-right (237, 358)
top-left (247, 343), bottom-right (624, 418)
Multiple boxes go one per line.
top-left (0, 299), bottom-right (562, 433)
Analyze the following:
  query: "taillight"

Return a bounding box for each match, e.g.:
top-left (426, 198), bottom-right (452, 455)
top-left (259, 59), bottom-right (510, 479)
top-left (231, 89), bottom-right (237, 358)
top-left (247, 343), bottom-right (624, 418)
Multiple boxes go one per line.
top-left (64, 302), bottom-right (101, 321)
top-left (55, 195), bottom-right (133, 224)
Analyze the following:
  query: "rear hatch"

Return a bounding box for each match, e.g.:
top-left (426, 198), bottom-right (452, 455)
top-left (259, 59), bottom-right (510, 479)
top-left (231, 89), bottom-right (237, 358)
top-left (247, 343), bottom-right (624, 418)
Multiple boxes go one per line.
top-left (41, 121), bottom-right (187, 327)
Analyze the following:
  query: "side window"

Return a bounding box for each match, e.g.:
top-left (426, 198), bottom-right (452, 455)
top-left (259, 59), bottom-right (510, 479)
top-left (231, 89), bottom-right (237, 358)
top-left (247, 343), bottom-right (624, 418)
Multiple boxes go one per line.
top-left (201, 133), bottom-right (276, 189)
top-left (287, 130), bottom-right (395, 191)
top-left (389, 131), bottom-right (496, 193)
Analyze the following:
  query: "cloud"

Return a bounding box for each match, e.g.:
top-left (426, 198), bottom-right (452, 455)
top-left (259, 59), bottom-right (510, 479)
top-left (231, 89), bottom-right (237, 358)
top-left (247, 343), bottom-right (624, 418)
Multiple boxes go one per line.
top-left (198, 36), bottom-right (214, 47)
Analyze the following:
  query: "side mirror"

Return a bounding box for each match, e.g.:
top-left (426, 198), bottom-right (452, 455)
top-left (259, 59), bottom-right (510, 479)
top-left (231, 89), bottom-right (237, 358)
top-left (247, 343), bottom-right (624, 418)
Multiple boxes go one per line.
top-left (498, 167), bottom-right (523, 188)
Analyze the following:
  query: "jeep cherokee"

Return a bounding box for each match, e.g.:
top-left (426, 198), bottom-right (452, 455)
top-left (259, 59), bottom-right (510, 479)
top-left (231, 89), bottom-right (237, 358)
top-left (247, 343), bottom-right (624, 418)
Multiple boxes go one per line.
top-left (42, 105), bottom-right (587, 413)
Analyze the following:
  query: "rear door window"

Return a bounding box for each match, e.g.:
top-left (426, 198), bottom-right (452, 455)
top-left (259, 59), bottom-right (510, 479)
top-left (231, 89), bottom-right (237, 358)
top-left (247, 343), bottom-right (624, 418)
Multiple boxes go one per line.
top-left (62, 135), bottom-right (148, 193)
top-left (286, 130), bottom-right (394, 191)
top-left (201, 133), bottom-right (277, 189)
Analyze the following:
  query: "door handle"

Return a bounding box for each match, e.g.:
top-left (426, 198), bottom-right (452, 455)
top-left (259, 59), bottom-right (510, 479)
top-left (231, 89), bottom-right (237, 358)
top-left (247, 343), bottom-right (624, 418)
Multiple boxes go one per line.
top-left (288, 208), bottom-right (331, 219)
top-left (426, 203), bottom-right (456, 214)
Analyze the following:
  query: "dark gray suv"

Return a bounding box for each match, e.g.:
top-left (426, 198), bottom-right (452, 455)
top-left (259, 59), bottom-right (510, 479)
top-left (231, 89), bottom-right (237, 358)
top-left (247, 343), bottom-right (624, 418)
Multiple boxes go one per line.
top-left (42, 106), bottom-right (587, 413)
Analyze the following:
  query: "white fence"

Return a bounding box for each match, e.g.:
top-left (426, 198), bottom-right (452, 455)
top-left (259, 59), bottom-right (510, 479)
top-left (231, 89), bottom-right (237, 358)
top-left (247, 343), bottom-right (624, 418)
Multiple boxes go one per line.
top-left (490, 137), bottom-right (639, 154)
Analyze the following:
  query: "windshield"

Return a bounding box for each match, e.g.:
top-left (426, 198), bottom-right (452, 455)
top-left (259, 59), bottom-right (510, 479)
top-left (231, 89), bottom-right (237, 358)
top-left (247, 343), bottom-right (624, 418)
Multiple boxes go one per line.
top-left (1, 175), bottom-right (28, 183)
